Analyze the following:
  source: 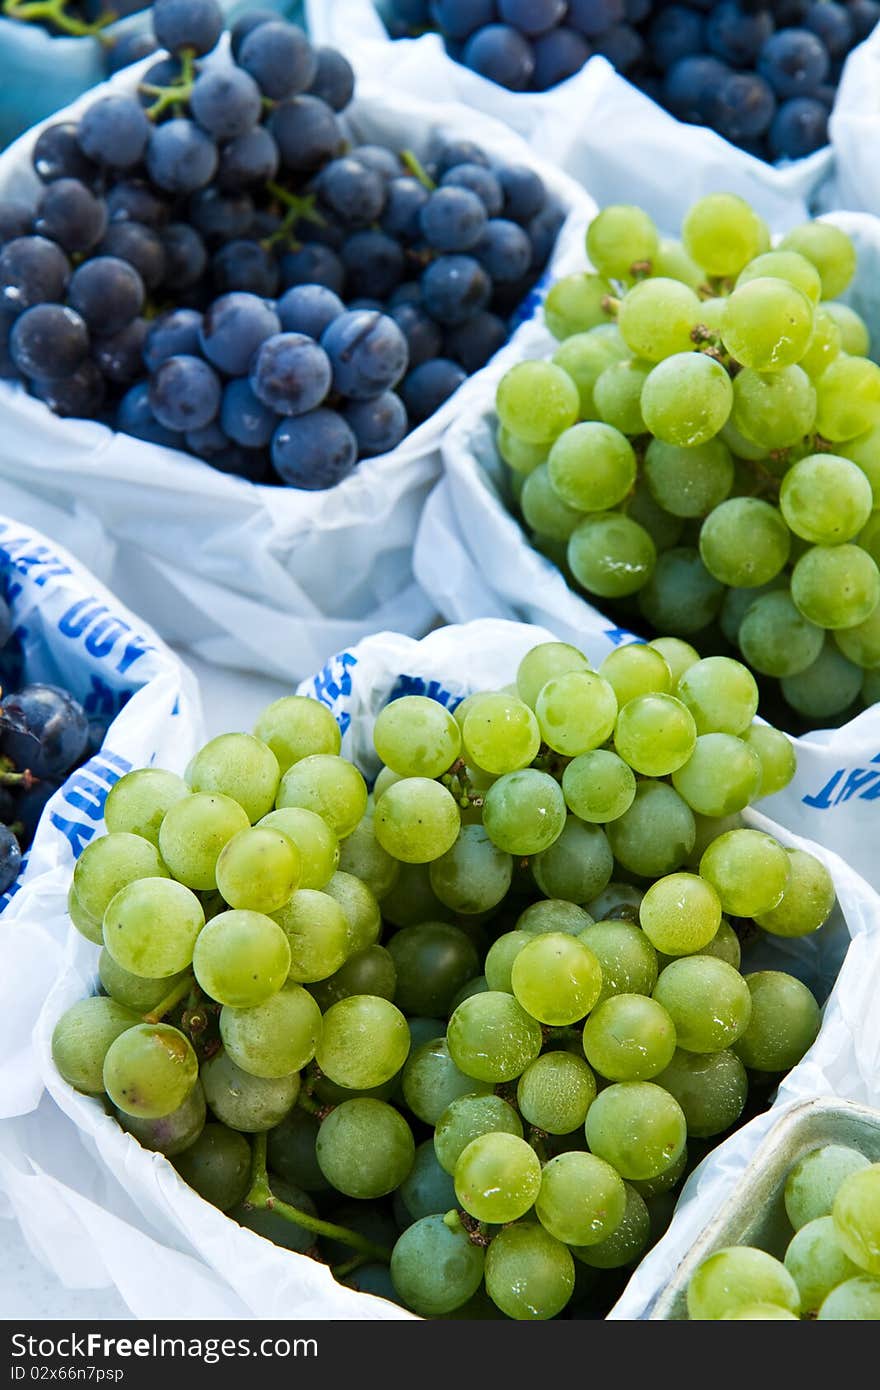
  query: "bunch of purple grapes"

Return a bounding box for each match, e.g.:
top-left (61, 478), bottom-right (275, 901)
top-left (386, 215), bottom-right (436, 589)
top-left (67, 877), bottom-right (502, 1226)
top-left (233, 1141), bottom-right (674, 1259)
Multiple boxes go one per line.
top-left (384, 0), bottom-right (880, 161)
top-left (0, 0), bottom-right (564, 490)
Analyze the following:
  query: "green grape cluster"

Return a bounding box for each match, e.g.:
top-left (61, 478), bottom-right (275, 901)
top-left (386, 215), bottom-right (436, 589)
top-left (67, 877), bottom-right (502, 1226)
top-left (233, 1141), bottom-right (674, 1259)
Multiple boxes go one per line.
top-left (496, 195), bottom-right (880, 728)
top-left (51, 656), bottom-right (834, 1321)
top-left (685, 1144), bottom-right (880, 1319)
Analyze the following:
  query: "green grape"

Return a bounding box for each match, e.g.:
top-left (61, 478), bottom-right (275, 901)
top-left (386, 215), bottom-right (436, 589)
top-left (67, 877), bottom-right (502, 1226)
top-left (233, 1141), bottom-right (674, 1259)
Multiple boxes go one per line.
top-left (51, 996), bottom-right (140, 1094)
top-left (742, 724), bottom-right (797, 799)
top-left (98, 951), bottom-right (185, 1014)
top-left (818, 1275), bottom-right (880, 1319)
top-left (309, 945), bottom-right (396, 1010)
top-left (267, 1108), bottom-right (328, 1192)
top-left (699, 497), bottom-right (790, 588)
top-left (682, 195), bottom-right (764, 277)
top-left (693, 917), bottom-right (741, 969)
top-left (791, 544), bottom-right (880, 629)
top-left (201, 1051), bottom-right (298, 1132)
top-left (786, 1146), bottom-right (873, 1230)
top-left (536, 1151), bottom-right (627, 1246)
top-left (832, 1165), bottom-right (880, 1275)
top-left (593, 359), bottom-right (650, 435)
top-left (722, 1303), bottom-right (797, 1319)
top-left (582, 994), bottom-right (676, 1082)
top-left (73, 832), bottom-right (169, 925)
top-left (780, 453), bottom-right (873, 545)
top-left (461, 692), bottom-right (539, 774)
top-left (272, 888), bottom-right (350, 983)
top-left (798, 307), bottom-right (842, 379)
top-left (638, 547), bottom-right (724, 635)
top-left (188, 733), bottom-right (280, 822)
top-left (219, 981), bottom-right (321, 1079)
top-left (700, 828), bottom-right (790, 916)
top-left (579, 921), bottom-right (658, 1004)
top-left (253, 696), bottom-right (341, 776)
top-left (653, 957), bottom-right (752, 1053)
top-left (619, 274), bottom-right (704, 361)
top-left (676, 656), bottom-right (759, 735)
top-left (736, 249), bottom-right (822, 303)
top-left (447, 991), bottom-right (542, 1083)
top-left (720, 415), bottom-right (769, 462)
top-left (213, 826), bottom-right (301, 916)
top-left (721, 277), bottom-right (813, 371)
top-left (276, 754), bottom-right (367, 839)
top-left (836, 603), bottom-right (880, 668)
top-left (511, 932), bottom-right (602, 1026)
top-left (654, 237), bottom-right (705, 289)
top-left (104, 768), bottom-right (189, 846)
top-left (606, 781), bottom-right (696, 878)
top-left (429, 824), bottom-right (513, 914)
top-left (373, 696), bottom-right (461, 779)
top-left (738, 592), bottom-right (825, 679)
top-left (517, 900), bottom-right (594, 936)
top-left (100, 877), bottom-right (202, 979)
top-left (391, 1215), bottom-right (485, 1317)
top-left (732, 365), bottom-right (816, 449)
top-left (516, 641), bottom-right (591, 709)
top-left (545, 273), bottom-right (616, 340)
top-left (551, 328), bottom-right (628, 416)
top-left (532, 817), bottom-right (613, 903)
top-left (402, 1036), bottom-right (492, 1124)
top-left (381, 860), bottom-right (453, 928)
top-left (324, 870), bottom-right (381, 953)
top-left (641, 353), bottom-right (733, 448)
top-left (863, 667), bottom-right (880, 704)
top-left (733, 971), bottom-right (820, 1072)
top-left (571, 1184), bottom-right (651, 1269)
top-left (824, 301), bottom-right (871, 357)
top-left (639, 872), bottom-right (721, 954)
top-left (103, 1022), bottom-right (198, 1119)
top-left (562, 750), bottom-right (636, 824)
top-left (782, 638), bottom-right (864, 717)
top-left (687, 1246), bottom-right (800, 1320)
top-left (601, 644), bottom-right (672, 706)
top-left (337, 817), bottom-right (398, 901)
top-left (536, 671), bottom-right (618, 755)
top-left (629, 1144), bottom-right (688, 1197)
top-left (258, 807), bottom-right (339, 891)
top-left (387, 922), bottom-right (479, 1016)
top-left (548, 422), bottom-right (637, 513)
top-left (778, 221), bottom-right (856, 298)
top-left (435, 1094), bottom-right (523, 1178)
top-left (314, 994), bottom-right (409, 1089)
top-left (454, 1131), bottom-right (541, 1223)
top-left (192, 909), bottom-right (290, 1007)
top-left (644, 437), bottom-right (734, 519)
top-left (654, 1048), bottom-right (747, 1138)
top-left (614, 693), bottom-right (697, 777)
top-left (315, 1098), bottom-right (414, 1200)
top-left (159, 793), bottom-right (250, 892)
top-left (585, 1081), bottom-right (687, 1180)
top-left (372, 764), bottom-right (403, 799)
top-left (482, 768), bottom-right (566, 856)
top-left (587, 204), bottom-right (659, 280)
top-left (398, 1140), bottom-right (457, 1222)
top-left (174, 1123), bottom-right (252, 1210)
top-left (372, 776), bottom-right (462, 864)
top-left (516, 1052), bottom-right (596, 1136)
top-left (755, 848), bottom-right (835, 938)
top-left (568, 512), bottom-right (657, 598)
top-left (117, 1082), bottom-right (205, 1157)
top-left (785, 1216), bottom-right (861, 1315)
top-left (815, 356), bottom-right (880, 442)
top-left (719, 578), bottom-right (785, 645)
top-left (672, 733), bottom-right (762, 817)
top-left (627, 477), bottom-right (686, 551)
top-left (497, 425), bottom-right (548, 475)
top-left (68, 884), bottom-right (103, 944)
top-left (496, 361), bottom-right (580, 444)
top-left (485, 1221), bottom-right (575, 1320)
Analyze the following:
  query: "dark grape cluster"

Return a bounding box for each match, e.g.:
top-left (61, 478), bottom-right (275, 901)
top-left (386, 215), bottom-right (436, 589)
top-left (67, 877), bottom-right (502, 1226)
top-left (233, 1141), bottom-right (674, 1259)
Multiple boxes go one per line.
top-left (0, 1), bottom-right (563, 490)
top-left (0, 594), bottom-right (92, 893)
top-left (383, 0), bottom-right (880, 161)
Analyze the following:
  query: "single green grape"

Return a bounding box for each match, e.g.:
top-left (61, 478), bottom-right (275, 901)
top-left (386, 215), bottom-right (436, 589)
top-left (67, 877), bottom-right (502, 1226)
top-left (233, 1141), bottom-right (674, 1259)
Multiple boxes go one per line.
top-left (516, 642), bottom-right (591, 709)
top-left (536, 670), bottom-right (618, 756)
top-left (159, 793), bottom-right (250, 892)
top-left (516, 1052), bottom-right (597, 1136)
top-left (798, 306), bottom-right (842, 379)
top-left (73, 832), bottom-right (169, 925)
top-left (454, 1131), bottom-right (542, 1224)
top-left (676, 657), bottom-right (759, 736)
top-left (778, 222), bottom-right (856, 298)
top-left (653, 957), bottom-right (752, 1053)
top-left (640, 353), bottom-right (733, 448)
top-left (791, 544), bottom-right (880, 630)
top-left (639, 872), bottom-right (721, 955)
top-left (832, 1167), bottom-right (880, 1273)
top-left (266, 1108), bottom-right (328, 1193)
top-left (585, 1081), bottom-right (687, 1181)
top-left (496, 361), bottom-right (580, 444)
top-left (214, 826), bottom-right (301, 915)
top-left (324, 870), bottom-right (381, 954)
top-left (308, 945), bottom-right (396, 1010)
top-left (721, 276), bottom-right (814, 371)
top-left (258, 807), bottom-right (339, 890)
top-left (579, 921), bottom-right (659, 1004)
top-left (511, 932), bottom-right (603, 1026)
top-left (429, 824), bottom-right (513, 915)
top-left (587, 203), bottom-right (659, 280)
top-left (484, 1222), bottom-right (575, 1320)
top-left (568, 512), bottom-right (657, 598)
top-left (386, 921), bottom-right (479, 1016)
top-left (638, 547), bottom-right (724, 636)
top-left (461, 692), bottom-right (540, 774)
top-left (562, 749), bottom-right (636, 823)
top-left (192, 909), bottom-right (291, 1007)
top-left (548, 422), bottom-right (636, 512)
top-left (402, 1037), bottom-right (492, 1125)
top-left (618, 277), bottom-right (702, 361)
top-left (600, 644), bottom-right (672, 707)
top-left (276, 754), bottom-right (367, 839)
top-left (699, 497), bottom-right (791, 588)
top-left (785, 1216), bottom-right (862, 1316)
top-left (644, 437), bottom-right (734, 519)
top-left (391, 1215), bottom-right (485, 1317)
top-left (835, 603), bottom-right (880, 669)
top-left (174, 1122), bottom-right (252, 1211)
top-left (116, 1082), bottom-right (205, 1158)
top-left (736, 249), bottom-right (822, 303)
top-left (687, 1246), bottom-right (800, 1320)
top-left (613, 692), bottom-right (697, 777)
top-left (738, 591), bottom-right (825, 679)
top-left (742, 724), bottom-right (797, 799)
top-left (780, 453), bottom-right (873, 545)
top-left (682, 194), bottom-right (764, 277)
top-left (51, 996), bottom-right (140, 1094)
top-left (104, 769), bottom-right (189, 846)
top-left (219, 981), bottom-right (321, 1079)
top-left (824, 301), bottom-right (870, 356)
top-left (593, 358), bottom-right (650, 434)
top-left (103, 1022), bottom-right (198, 1119)
top-left (582, 994), bottom-right (677, 1082)
top-left (315, 1098), bottom-right (414, 1199)
top-left (732, 971), bottom-right (820, 1072)
top-left (315, 994), bottom-right (409, 1090)
top-left (700, 828), bottom-right (791, 916)
top-left (337, 816), bottom-right (399, 901)
top-left (655, 236), bottom-right (704, 289)
top-left (815, 355), bottom-right (880, 442)
top-left (497, 425), bottom-right (547, 476)
top-left (671, 733), bottom-right (763, 817)
top-left (545, 273), bottom-right (616, 341)
top-left (102, 877), bottom-right (204, 978)
top-left (482, 768), bottom-right (566, 856)
top-left (605, 781), bottom-right (696, 878)
top-left (516, 899), bottom-right (594, 936)
top-left (447, 991), bottom-right (542, 1083)
top-left (253, 696), bottom-right (341, 775)
top-left (654, 1048), bottom-right (747, 1138)
top-left (536, 1151), bottom-right (627, 1247)
top-left (201, 1051), bottom-right (299, 1132)
top-left (373, 695), bottom-right (461, 779)
top-left (188, 733), bottom-right (280, 822)
top-left (818, 1276), bottom-right (880, 1319)
top-left (755, 848), bottom-right (836, 938)
top-left (381, 861), bottom-right (452, 929)
top-left (782, 638), bottom-right (864, 718)
top-left (434, 1093), bottom-right (523, 1175)
top-left (571, 1184), bottom-right (651, 1269)
top-left (647, 638), bottom-right (700, 685)
top-left (785, 1145), bottom-right (871, 1230)
top-left (732, 365), bottom-right (816, 450)
top-left (373, 777), bottom-right (460, 863)
top-left (272, 888), bottom-right (350, 983)
top-left (98, 951), bottom-right (187, 1013)
top-left (532, 817), bottom-right (613, 904)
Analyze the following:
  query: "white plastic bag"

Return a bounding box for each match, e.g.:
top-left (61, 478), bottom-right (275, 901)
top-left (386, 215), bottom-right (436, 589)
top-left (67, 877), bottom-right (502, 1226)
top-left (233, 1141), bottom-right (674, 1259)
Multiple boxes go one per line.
top-left (0, 48), bottom-right (595, 683)
top-left (305, 0), bottom-right (837, 228)
top-left (829, 21), bottom-right (880, 216)
top-left (414, 211), bottom-right (880, 891)
top-left (0, 513), bottom-right (202, 1118)
top-left (1, 616), bottom-right (867, 1320)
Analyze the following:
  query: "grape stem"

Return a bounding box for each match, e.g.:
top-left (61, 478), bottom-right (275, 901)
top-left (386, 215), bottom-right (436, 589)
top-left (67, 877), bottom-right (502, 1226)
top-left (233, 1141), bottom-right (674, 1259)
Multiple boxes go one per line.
top-left (2, 0), bottom-right (114, 36)
top-left (244, 1134), bottom-right (393, 1263)
top-left (401, 149), bottom-right (436, 192)
top-left (296, 1089), bottom-right (332, 1119)
top-left (142, 48), bottom-right (197, 120)
top-left (143, 972), bottom-right (195, 1025)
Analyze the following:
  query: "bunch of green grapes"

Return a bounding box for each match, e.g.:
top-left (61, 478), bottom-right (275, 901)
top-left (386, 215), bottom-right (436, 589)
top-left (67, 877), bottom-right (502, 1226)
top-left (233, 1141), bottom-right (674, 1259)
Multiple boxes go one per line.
top-left (684, 1144), bottom-right (880, 1320)
top-left (495, 195), bottom-right (880, 730)
top-left (52, 648), bottom-right (835, 1321)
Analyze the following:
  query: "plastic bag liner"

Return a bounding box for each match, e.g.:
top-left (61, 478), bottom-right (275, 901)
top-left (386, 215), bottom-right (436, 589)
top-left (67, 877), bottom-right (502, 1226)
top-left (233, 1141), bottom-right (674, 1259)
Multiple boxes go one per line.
top-left (0, 615), bottom-right (870, 1321)
top-left (414, 210), bottom-right (880, 891)
top-left (305, 0), bottom-right (835, 229)
top-left (829, 22), bottom-right (880, 217)
top-left (0, 513), bottom-right (203, 1119)
top-left (0, 45), bottom-right (595, 683)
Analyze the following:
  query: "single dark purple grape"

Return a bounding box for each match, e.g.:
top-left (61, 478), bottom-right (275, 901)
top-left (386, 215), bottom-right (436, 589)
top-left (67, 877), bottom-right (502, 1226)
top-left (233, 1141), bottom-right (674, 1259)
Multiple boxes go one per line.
top-left (0, 237), bottom-right (70, 314)
top-left (32, 124), bottom-right (98, 186)
top-left (280, 244), bottom-right (345, 295)
top-left (189, 188), bottom-right (254, 243)
top-left (276, 284), bottom-right (344, 339)
top-left (249, 332), bottom-right (332, 416)
top-left (342, 391), bottom-right (408, 457)
top-left (400, 358), bottom-right (466, 423)
top-left (93, 318), bottom-right (149, 384)
top-left (146, 120), bottom-right (219, 196)
top-left (189, 66), bottom-right (263, 141)
top-left (239, 21), bottom-right (318, 99)
top-left (151, 0), bottom-right (223, 56)
top-left (160, 223), bottom-right (207, 289)
top-left (389, 301), bottom-right (444, 369)
top-left (98, 222), bottom-right (166, 292)
top-left (34, 179), bottom-right (106, 255)
top-left (77, 96), bottom-right (151, 170)
top-left (271, 408), bottom-right (358, 489)
top-left (269, 96), bottom-right (344, 173)
top-left (212, 239), bottom-right (279, 297)
top-left (116, 382), bottom-right (179, 447)
top-left (220, 377), bottom-right (277, 449)
top-left (307, 47), bottom-right (355, 111)
top-left (149, 354), bottom-right (222, 433)
top-left (200, 292), bottom-right (280, 375)
top-left (106, 181), bottom-right (169, 230)
top-left (217, 127), bottom-right (280, 191)
top-left (0, 203), bottom-right (33, 246)
top-left (11, 304), bottom-right (89, 380)
top-left (144, 308), bottom-right (203, 373)
top-left (1, 684), bottom-right (89, 780)
top-left (33, 361), bottom-right (105, 418)
top-left (321, 310), bottom-right (409, 399)
top-left (69, 256), bottom-right (144, 334)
